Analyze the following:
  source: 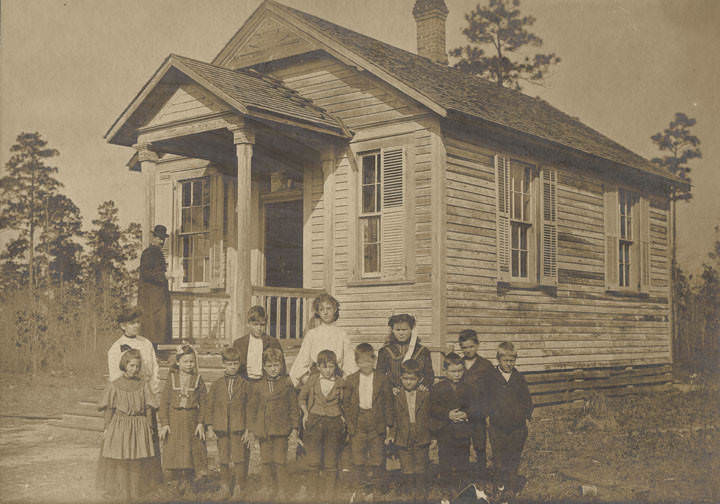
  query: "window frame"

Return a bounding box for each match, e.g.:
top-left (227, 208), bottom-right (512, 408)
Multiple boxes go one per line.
top-left (177, 175), bottom-right (211, 287)
top-left (617, 187), bottom-right (639, 290)
top-left (358, 150), bottom-right (383, 279)
top-left (508, 159), bottom-right (537, 281)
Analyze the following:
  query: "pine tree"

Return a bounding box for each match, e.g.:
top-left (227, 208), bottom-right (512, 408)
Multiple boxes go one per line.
top-left (451, 0), bottom-right (560, 90)
top-left (0, 132), bottom-right (63, 290)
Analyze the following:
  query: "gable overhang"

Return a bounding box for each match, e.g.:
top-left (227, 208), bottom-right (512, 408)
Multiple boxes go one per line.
top-left (105, 53), bottom-right (350, 147)
top-left (212, 0), bottom-right (448, 119)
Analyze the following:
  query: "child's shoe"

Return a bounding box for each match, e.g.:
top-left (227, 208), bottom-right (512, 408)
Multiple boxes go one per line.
top-left (214, 482), bottom-right (231, 501)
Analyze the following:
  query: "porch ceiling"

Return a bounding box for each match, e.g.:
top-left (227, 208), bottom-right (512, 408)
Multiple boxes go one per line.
top-left (105, 53), bottom-right (351, 148)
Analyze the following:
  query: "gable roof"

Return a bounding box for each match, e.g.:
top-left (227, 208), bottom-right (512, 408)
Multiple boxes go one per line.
top-left (106, 53), bottom-right (349, 146)
top-left (216, 0), bottom-right (685, 188)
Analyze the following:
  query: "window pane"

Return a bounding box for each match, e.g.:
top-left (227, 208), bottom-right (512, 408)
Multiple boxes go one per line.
top-left (520, 251), bottom-right (528, 277)
top-left (523, 194), bottom-right (531, 221)
top-left (183, 235), bottom-right (191, 257)
top-left (520, 225), bottom-right (527, 249)
top-left (512, 250), bottom-right (519, 277)
top-left (513, 193), bottom-right (522, 220)
top-left (620, 217), bottom-right (626, 239)
top-left (362, 217), bottom-right (379, 243)
top-left (181, 208), bottom-right (190, 233)
top-left (362, 155), bottom-right (376, 185)
top-left (192, 180), bottom-right (203, 205)
top-left (511, 224), bottom-right (519, 249)
top-left (192, 258), bottom-right (204, 284)
top-left (364, 244), bottom-right (379, 273)
top-left (362, 185), bottom-right (376, 213)
top-left (202, 180), bottom-right (210, 205)
top-left (524, 167), bottom-right (531, 192)
top-left (191, 207), bottom-right (203, 233)
top-left (182, 182), bottom-right (191, 207)
top-left (183, 259), bottom-right (190, 282)
top-left (203, 205), bottom-right (210, 230)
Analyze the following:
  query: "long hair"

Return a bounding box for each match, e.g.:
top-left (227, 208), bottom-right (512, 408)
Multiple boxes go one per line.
top-left (311, 293), bottom-right (340, 323)
top-left (386, 313), bottom-right (419, 345)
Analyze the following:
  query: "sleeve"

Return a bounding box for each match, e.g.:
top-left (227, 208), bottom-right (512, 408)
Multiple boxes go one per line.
top-left (158, 375), bottom-right (172, 427)
top-left (148, 344), bottom-right (161, 398)
top-left (287, 380), bottom-right (301, 430)
top-left (520, 375), bottom-right (534, 419)
top-left (420, 347), bottom-right (435, 387)
top-left (298, 375), bottom-right (311, 410)
top-left (197, 377), bottom-right (208, 425)
top-left (139, 248), bottom-right (167, 286)
top-left (99, 384), bottom-right (116, 430)
top-left (144, 380), bottom-right (159, 410)
top-left (429, 385), bottom-right (448, 424)
top-left (376, 346), bottom-right (390, 378)
top-left (107, 345), bottom-right (121, 383)
top-left (246, 382), bottom-right (259, 435)
top-left (342, 334), bottom-right (358, 376)
top-left (289, 332), bottom-right (313, 387)
top-left (382, 377), bottom-right (393, 427)
top-left (205, 381), bottom-right (216, 428)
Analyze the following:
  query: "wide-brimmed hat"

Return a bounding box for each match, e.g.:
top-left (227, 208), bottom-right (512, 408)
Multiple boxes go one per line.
top-left (152, 224), bottom-right (169, 239)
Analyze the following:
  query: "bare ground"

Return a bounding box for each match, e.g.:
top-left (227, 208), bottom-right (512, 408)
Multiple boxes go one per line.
top-left (0, 372), bottom-right (718, 503)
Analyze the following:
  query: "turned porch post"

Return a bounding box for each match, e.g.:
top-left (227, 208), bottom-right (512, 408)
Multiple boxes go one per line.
top-left (230, 123), bottom-right (255, 335)
top-left (134, 143), bottom-right (158, 248)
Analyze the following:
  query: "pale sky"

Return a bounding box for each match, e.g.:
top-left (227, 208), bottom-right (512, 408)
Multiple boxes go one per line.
top-left (1, 0), bottom-right (718, 274)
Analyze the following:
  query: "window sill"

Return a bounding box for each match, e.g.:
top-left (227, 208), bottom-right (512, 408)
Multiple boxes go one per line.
top-left (346, 278), bottom-right (415, 288)
top-left (605, 289), bottom-right (649, 299)
top-left (497, 281), bottom-right (557, 296)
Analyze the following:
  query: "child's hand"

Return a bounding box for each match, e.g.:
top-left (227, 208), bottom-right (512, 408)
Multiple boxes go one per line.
top-left (242, 430), bottom-right (254, 447)
top-left (385, 434), bottom-right (394, 445)
top-left (392, 386), bottom-right (400, 396)
top-left (301, 414), bottom-right (308, 431)
top-left (418, 384), bottom-right (429, 392)
top-left (194, 424), bottom-right (205, 441)
top-left (449, 409), bottom-right (465, 423)
top-left (159, 425), bottom-right (170, 441)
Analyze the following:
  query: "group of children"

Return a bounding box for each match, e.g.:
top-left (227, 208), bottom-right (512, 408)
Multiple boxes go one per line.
top-left (97, 294), bottom-right (533, 503)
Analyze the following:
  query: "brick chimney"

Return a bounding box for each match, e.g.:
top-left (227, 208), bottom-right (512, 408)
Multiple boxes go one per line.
top-left (413, 0), bottom-right (449, 65)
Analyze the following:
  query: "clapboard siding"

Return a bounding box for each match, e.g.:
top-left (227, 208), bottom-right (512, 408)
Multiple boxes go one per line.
top-left (443, 136), bottom-right (672, 371)
top-left (269, 56), bottom-right (425, 130)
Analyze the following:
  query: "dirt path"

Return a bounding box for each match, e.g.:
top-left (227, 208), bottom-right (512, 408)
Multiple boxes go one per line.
top-left (0, 418), bottom-right (100, 503)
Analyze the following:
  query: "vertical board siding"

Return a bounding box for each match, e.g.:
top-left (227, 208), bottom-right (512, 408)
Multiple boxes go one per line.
top-left (444, 137), bottom-right (672, 372)
top-left (309, 163), bottom-right (325, 290)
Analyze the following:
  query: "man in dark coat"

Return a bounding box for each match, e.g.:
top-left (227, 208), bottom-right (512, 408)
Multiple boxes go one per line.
top-left (138, 225), bottom-right (171, 346)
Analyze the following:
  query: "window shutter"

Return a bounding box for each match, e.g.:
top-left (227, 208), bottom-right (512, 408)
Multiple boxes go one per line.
top-left (209, 174), bottom-right (225, 289)
top-left (154, 177), bottom-right (173, 287)
top-left (495, 155), bottom-right (511, 281)
top-left (638, 197), bottom-right (651, 292)
top-left (541, 167), bottom-right (558, 286)
top-left (381, 147), bottom-right (405, 279)
top-left (603, 185), bottom-right (619, 289)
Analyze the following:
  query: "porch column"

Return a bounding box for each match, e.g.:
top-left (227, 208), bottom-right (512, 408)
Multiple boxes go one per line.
top-left (134, 143), bottom-right (158, 248)
top-left (230, 123), bottom-right (255, 335)
top-left (322, 147), bottom-right (337, 294)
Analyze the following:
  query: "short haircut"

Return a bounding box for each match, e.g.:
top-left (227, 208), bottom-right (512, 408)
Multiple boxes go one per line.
top-left (354, 342), bottom-right (375, 361)
top-left (262, 347), bottom-right (284, 365)
top-left (119, 349), bottom-right (142, 372)
top-left (221, 346), bottom-right (241, 362)
top-left (316, 349), bottom-right (338, 367)
top-left (458, 329), bottom-right (478, 345)
top-left (388, 313), bottom-right (416, 329)
top-left (442, 352), bottom-right (464, 369)
top-left (312, 293), bottom-right (340, 322)
top-left (400, 359), bottom-right (421, 377)
top-left (497, 341), bottom-right (518, 359)
top-left (247, 305), bottom-right (267, 323)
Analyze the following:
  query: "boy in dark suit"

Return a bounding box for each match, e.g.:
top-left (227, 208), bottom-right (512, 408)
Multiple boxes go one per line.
top-left (206, 347), bottom-right (247, 500)
top-left (343, 343), bottom-right (393, 497)
top-left (387, 359), bottom-right (431, 503)
top-left (458, 329), bottom-right (494, 480)
top-left (246, 347), bottom-right (300, 499)
top-left (486, 342), bottom-right (533, 499)
top-left (430, 352), bottom-right (478, 496)
top-left (232, 306), bottom-right (286, 381)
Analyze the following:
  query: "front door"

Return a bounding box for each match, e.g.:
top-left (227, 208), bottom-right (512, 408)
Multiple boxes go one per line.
top-left (264, 199), bottom-right (303, 288)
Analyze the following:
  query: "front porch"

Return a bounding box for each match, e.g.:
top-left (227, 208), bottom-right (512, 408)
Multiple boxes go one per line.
top-left (105, 54), bottom-right (351, 345)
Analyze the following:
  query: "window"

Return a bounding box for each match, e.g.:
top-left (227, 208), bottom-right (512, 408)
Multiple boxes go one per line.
top-left (496, 155), bottom-right (557, 286)
top-left (356, 147), bottom-right (405, 280)
top-left (618, 188), bottom-right (637, 287)
top-left (510, 161), bottom-right (533, 278)
top-left (179, 177), bottom-right (210, 284)
top-left (360, 152), bottom-right (382, 276)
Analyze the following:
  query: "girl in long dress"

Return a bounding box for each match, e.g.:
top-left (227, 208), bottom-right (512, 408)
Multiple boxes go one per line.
top-left (96, 349), bottom-right (162, 500)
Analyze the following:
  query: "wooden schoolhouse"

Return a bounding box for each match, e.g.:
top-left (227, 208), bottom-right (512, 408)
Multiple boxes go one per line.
top-left (105, 0), bottom-right (688, 399)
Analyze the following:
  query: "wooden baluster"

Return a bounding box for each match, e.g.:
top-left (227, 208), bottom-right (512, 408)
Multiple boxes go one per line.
top-left (285, 296), bottom-right (291, 339)
top-left (275, 296), bottom-right (281, 339)
top-left (295, 297), bottom-right (301, 339)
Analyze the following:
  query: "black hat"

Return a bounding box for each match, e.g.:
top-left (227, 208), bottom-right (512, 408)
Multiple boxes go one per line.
top-left (117, 307), bottom-right (142, 324)
top-left (152, 224), bottom-right (169, 239)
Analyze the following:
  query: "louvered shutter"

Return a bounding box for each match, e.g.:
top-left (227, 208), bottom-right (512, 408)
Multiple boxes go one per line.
top-left (638, 197), bottom-right (650, 292)
top-left (209, 174), bottom-right (225, 289)
top-left (155, 176), bottom-right (174, 288)
top-left (541, 167), bottom-right (558, 285)
top-left (381, 147), bottom-right (405, 279)
top-left (603, 185), bottom-right (619, 289)
top-left (495, 155), bottom-right (511, 281)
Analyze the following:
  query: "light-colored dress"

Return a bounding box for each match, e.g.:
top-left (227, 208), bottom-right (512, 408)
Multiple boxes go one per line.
top-left (289, 323), bottom-right (358, 386)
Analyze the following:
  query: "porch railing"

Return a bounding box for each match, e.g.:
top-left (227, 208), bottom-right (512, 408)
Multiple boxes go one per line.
top-left (252, 286), bottom-right (324, 340)
top-left (171, 291), bottom-right (231, 342)
top-left (171, 286), bottom-right (324, 342)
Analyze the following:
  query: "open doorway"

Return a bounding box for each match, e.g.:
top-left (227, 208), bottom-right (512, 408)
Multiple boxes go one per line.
top-left (264, 199), bottom-right (303, 288)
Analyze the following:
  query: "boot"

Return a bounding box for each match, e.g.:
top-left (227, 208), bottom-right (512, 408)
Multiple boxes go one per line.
top-left (412, 473), bottom-right (426, 503)
top-left (214, 464), bottom-right (231, 500)
top-left (231, 464), bottom-right (246, 500)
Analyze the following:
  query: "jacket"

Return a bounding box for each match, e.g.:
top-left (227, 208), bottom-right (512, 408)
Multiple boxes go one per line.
top-left (298, 373), bottom-right (344, 417)
top-left (232, 334), bottom-right (285, 379)
top-left (158, 370), bottom-right (207, 427)
top-left (247, 375), bottom-right (300, 439)
top-left (137, 245), bottom-right (171, 344)
top-left (206, 374), bottom-right (247, 433)
top-left (461, 356), bottom-right (494, 418)
top-left (376, 342), bottom-right (434, 389)
top-left (429, 379), bottom-right (478, 440)
top-left (390, 389), bottom-right (431, 447)
top-left (486, 367), bottom-right (533, 432)
top-left (342, 371), bottom-right (393, 435)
